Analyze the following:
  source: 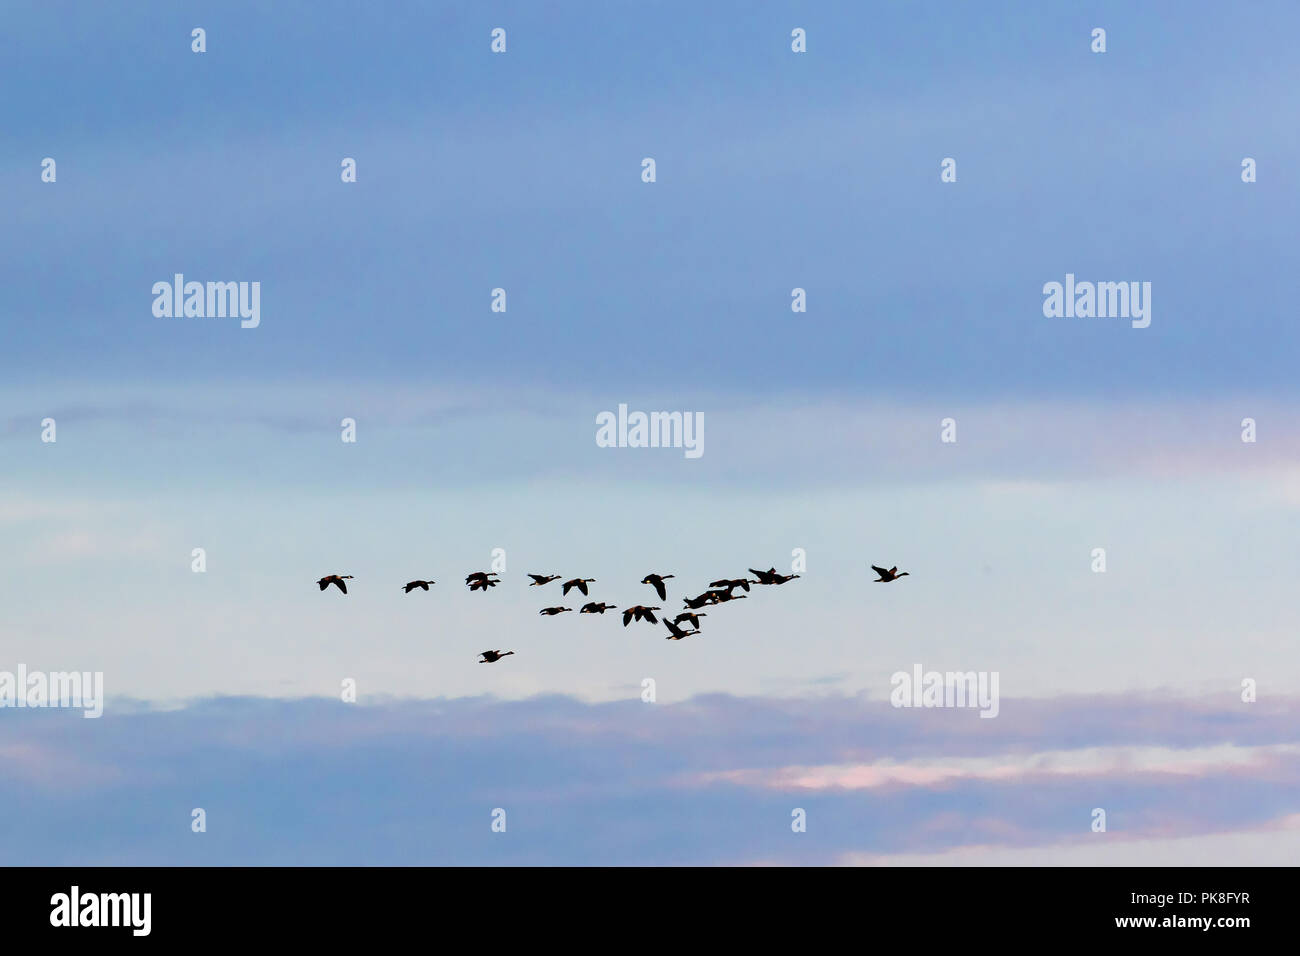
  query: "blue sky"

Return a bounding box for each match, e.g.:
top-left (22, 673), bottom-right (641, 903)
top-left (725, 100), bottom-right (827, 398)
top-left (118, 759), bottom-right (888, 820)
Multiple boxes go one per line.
top-left (4, 1), bottom-right (1298, 395)
top-left (2, 1), bottom-right (1298, 864)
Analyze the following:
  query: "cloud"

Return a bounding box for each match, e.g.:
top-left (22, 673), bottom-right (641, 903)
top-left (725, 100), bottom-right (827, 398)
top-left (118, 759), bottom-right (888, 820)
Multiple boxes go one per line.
top-left (692, 743), bottom-right (1300, 791)
top-left (0, 690), bottom-right (1296, 865)
top-left (0, 493), bottom-right (168, 563)
top-left (28, 528), bottom-right (166, 563)
top-left (3, 385), bottom-right (1297, 492)
top-left (838, 814), bottom-right (1300, 867)
top-left (0, 496), bottom-right (100, 524)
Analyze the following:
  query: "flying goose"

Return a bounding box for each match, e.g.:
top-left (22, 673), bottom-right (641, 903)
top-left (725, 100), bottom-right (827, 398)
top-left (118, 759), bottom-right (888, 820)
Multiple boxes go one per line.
top-left (317, 574), bottom-right (353, 593)
top-left (663, 618), bottom-right (700, 640)
top-left (562, 577), bottom-right (596, 596)
top-left (641, 573), bottom-right (675, 601)
top-left (401, 579), bottom-right (435, 592)
top-left (749, 566), bottom-right (800, 585)
top-left (580, 602), bottom-right (617, 614)
top-left (622, 605), bottom-right (662, 627)
top-left (478, 650), bottom-right (515, 663)
top-left (539, 606), bottom-right (572, 616)
top-left (528, 574), bottom-right (561, 586)
top-left (673, 611), bottom-right (706, 629)
top-left (871, 565), bottom-right (910, 582)
top-left (708, 577), bottom-right (752, 593)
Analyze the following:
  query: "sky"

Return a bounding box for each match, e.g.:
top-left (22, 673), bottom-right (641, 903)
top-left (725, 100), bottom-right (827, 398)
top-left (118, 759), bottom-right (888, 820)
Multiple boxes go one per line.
top-left (1, 1), bottom-right (1297, 865)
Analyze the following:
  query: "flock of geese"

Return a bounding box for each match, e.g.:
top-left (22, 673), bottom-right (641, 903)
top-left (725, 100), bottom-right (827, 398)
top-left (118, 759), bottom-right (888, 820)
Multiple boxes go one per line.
top-left (315, 563), bottom-right (909, 663)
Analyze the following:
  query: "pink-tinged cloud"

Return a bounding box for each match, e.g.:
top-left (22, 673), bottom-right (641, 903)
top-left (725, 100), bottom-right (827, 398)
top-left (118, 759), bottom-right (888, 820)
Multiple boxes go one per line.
top-left (1, 690), bottom-right (1297, 864)
top-left (690, 743), bottom-right (1300, 792)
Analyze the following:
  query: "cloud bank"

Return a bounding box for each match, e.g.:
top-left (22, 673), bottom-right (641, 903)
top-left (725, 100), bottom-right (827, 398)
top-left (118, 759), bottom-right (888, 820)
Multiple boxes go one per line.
top-left (1, 690), bottom-right (1294, 865)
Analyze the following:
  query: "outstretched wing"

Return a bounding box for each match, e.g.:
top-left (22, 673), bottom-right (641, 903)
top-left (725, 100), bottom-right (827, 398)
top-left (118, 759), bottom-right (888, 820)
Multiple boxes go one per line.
top-left (653, 581), bottom-right (666, 600)
top-left (578, 580), bottom-right (589, 596)
top-left (644, 609), bottom-right (659, 624)
top-left (871, 565), bottom-right (889, 577)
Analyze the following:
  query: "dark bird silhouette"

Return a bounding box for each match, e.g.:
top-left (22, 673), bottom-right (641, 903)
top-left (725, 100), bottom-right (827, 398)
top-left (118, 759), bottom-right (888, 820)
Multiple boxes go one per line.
top-left (708, 589), bottom-right (748, 603)
top-left (641, 573), bottom-right (676, 601)
top-left (317, 574), bottom-right (353, 593)
top-left (467, 572), bottom-right (500, 592)
top-left (580, 602), bottom-right (617, 614)
top-left (709, 577), bottom-right (752, 593)
top-left (562, 577), bottom-right (595, 596)
top-left (748, 567), bottom-right (800, 585)
top-left (478, 650), bottom-right (515, 663)
top-left (466, 571), bottom-right (498, 584)
top-left (539, 606), bottom-right (572, 616)
top-left (871, 565), bottom-right (910, 582)
top-left (683, 593), bottom-right (716, 609)
top-left (674, 611), bottom-right (706, 629)
top-left (663, 618), bottom-right (700, 640)
top-left (622, 605), bottom-right (661, 627)
top-left (401, 579), bottom-right (435, 592)
top-left (527, 574), bottom-right (560, 586)
top-left (750, 566), bottom-right (801, 585)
